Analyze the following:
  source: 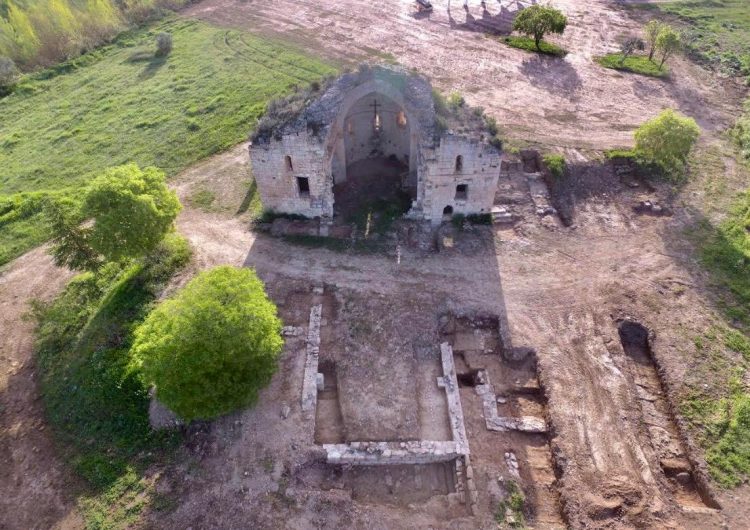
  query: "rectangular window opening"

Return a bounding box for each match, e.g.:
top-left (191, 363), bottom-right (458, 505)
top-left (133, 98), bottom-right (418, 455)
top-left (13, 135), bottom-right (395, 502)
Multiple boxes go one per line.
top-left (297, 177), bottom-right (310, 198)
top-left (455, 184), bottom-right (468, 201)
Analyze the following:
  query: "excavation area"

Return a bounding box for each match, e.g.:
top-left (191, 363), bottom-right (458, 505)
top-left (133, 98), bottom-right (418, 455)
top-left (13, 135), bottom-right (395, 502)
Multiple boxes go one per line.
top-left (139, 140), bottom-right (740, 529)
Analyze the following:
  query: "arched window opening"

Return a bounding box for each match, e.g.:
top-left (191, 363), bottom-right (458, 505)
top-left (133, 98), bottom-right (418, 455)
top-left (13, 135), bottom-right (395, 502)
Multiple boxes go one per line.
top-left (455, 155), bottom-right (463, 172)
top-left (347, 120), bottom-right (353, 135)
top-left (396, 110), bottom-right (407, 129)
top-left (374, 112), bottom-right (381, 133)
top-left (285, 155), bottom-right (293, 172)
top-left (443, 205), bottom-right (453, 217)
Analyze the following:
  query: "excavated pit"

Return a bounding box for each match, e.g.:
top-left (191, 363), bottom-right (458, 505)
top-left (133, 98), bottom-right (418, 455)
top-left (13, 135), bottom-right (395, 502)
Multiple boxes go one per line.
top-left (315, 360), bottom-right (345, 444)
top-left (440, 312), bottom-right (565, 528)
top-left (617, 320), bottom-right (720, 511)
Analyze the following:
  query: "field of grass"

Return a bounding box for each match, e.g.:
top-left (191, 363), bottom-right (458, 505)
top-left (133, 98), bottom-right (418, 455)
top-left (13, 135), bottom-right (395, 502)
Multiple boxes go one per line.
top-left (0, 17), bottom-right (335, 266)
top-left (501, 36), bottom-right (566, 57)
top-left (33, 233), bottom-right (191, 527)
top-left (682, 188), bottom-right (750, 487)
top-left (596, 53), bottom-right (669, 78)
top-left (651, 0), bottom-right (750, 78)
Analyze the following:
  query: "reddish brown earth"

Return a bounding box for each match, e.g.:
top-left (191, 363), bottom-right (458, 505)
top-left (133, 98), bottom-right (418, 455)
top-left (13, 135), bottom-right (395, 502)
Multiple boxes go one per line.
top-left (0, 249), bottom-right (80, 530)
top-left (182, 0), bottom-right (745, 150)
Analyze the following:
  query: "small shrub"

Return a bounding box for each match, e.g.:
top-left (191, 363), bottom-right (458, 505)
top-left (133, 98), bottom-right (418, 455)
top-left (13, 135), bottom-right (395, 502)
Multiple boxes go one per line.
top-left (448, 92), bottom-right (465, 109)
top-left (451, 213), bottom-right (465, 229)
top-left (489, 135), bottom-right (503, 149)
top-left (605, 148), bottom-right (637, 160)
top-left (155, 32), bottom-right (172, 57)
top-left (467, 213), bottom-right (492, 225)
top-left (634, 109), bottom-right (700, 182)
top-left (0, 56), bottom-right (19, 94)
top-left (257, 210), bottom-right (308, 224)
top-left (543, 153), bottom-right (566, 178)
top-left (484, 116), bottom-right (499, 136)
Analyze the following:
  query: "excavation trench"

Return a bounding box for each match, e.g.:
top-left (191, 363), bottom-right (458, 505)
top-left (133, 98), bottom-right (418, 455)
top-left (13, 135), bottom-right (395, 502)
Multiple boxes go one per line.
top-left (617, 320), bottom-right (720, 511)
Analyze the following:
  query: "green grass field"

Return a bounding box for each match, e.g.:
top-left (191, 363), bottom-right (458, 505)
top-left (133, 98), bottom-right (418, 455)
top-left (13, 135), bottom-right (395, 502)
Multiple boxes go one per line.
top-left (0, 17), bottom-right (335, 266)
top-left (653, 0), bottom-right (750, 77)
top-left (596, 53), bottom-right (669, 78)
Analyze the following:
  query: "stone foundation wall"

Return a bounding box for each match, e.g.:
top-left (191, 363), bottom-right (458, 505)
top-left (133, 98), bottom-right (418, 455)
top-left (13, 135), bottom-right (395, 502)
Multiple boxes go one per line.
top-left (322, 441), bottom-right (461, 465)
top-left (301, 303), bottom-right (323, 415)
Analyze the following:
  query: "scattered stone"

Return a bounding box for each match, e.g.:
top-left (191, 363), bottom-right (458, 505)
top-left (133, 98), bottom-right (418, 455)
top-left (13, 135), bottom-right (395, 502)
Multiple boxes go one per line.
top-left (280, 403), bottom-right (291, 419)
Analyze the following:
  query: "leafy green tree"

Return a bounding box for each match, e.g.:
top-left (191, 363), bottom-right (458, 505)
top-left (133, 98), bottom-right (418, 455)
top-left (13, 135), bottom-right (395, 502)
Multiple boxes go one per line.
top-left (644, 20), bottom-right (664, 61)
top-left (44, 196), bottom-right (103, 271)
top-left (47, 164), bottom-right (181, 270)
top-left (634, 109), bottom-right (700, 180)
top-left (131, 266), bottom-right (284, 421)
top-left (512, 5), bottom-right (567, 51)
top-left (82, 164), bottom-right (181, 262)
top-left (656, 26), bottom-right (681, 68)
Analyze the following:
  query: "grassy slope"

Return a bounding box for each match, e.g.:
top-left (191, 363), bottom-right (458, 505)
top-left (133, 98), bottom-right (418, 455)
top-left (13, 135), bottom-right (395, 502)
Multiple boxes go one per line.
top-left (0, 17), bottom-right (335, 265)
top-left (656, 0), bottom-right (750, 77)
top-left (632, 0), bottom-right (750, 488)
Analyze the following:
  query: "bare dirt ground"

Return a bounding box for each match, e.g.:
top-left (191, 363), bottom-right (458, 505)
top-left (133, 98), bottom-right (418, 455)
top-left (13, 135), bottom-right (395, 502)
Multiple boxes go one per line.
top-left (156, 143), bottom-right (750, 528)
top-left (0, 249), bottom-right (80, 530)
top-left (182, 0), bottom-right (746, 151)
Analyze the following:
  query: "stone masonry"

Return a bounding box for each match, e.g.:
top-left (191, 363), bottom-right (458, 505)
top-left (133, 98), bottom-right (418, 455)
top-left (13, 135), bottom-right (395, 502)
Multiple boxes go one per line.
top-left (250, 64), bottom-right (502, 225)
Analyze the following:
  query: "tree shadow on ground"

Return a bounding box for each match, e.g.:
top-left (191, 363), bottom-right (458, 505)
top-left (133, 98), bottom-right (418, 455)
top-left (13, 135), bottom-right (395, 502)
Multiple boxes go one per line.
top-left (236, 179), bottom-right (259, 215)
top-left (126, 50), bottom-right (168, 80)
top-left (518, 54), bottom-right (582, 101)
top-left (447, 0), bottom-right (532, 35)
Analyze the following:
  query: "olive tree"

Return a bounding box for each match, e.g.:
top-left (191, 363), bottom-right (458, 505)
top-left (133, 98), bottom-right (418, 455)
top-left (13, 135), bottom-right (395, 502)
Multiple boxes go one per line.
top-left (131, 266), bottom-right (284, 421)
top-left (634, 109), bottom-right (700, 180)
top-left (512, 5), bottom-right (567, 51)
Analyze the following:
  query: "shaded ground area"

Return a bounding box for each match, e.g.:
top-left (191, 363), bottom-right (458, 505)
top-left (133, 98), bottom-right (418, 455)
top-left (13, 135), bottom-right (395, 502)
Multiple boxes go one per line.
top-left (182, 0), bottom-right (745, 150)
top-left (334, 157), bottom-right (409, 222)
top-left (0, 249), bottom-right (80, 530)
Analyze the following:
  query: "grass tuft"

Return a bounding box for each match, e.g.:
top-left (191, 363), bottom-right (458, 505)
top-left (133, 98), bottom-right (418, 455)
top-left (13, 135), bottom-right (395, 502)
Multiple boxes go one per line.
top-left (502, 36), bottom-right (566, 57)
top-left (596, 54), bottom-right (669, 78)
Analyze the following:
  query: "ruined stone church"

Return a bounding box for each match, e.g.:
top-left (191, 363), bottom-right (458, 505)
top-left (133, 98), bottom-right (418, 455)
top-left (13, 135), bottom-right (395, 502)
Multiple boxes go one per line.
top-left (249, 65), bottom-right (501, 225)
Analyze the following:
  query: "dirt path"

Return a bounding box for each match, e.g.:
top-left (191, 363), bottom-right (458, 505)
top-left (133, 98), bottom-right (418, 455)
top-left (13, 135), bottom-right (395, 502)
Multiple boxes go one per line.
top-left (182, 0), bottom-right (746, 150)
top-left (0, 249), bottom-right (80, 530)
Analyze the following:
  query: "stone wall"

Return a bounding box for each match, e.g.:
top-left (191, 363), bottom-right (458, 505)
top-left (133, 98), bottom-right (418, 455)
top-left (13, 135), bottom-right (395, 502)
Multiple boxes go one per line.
top-left (416, 135), bottom-right (501, 224)
top-left (343, 93), bottom-right (412, 171)
top-left (322, 440), bottom-right (461, 465)
top-left (301, 303), bottom-right (323, 415)
top-left (249, 132), bottom-right (333, 218)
